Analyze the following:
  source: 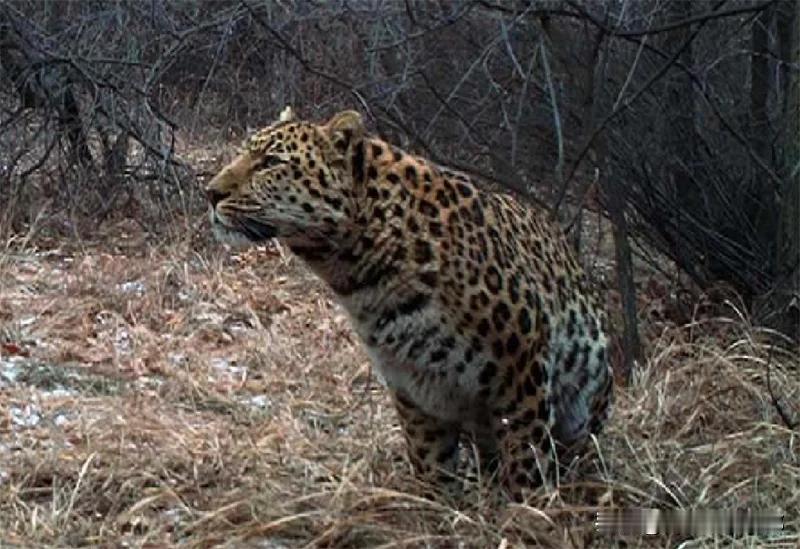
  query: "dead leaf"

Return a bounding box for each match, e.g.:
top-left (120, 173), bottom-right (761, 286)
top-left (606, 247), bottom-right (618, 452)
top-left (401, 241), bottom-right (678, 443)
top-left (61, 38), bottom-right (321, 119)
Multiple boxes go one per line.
top-left (1, 342), bottom-right (29, 357)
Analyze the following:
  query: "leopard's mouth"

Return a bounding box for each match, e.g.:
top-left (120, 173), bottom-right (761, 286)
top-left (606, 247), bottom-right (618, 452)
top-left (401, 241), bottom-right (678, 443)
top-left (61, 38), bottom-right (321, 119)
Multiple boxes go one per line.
top-left (210, 210), bottom-right (278, 244)
top-left (235, 218), bottom-right (278, 241)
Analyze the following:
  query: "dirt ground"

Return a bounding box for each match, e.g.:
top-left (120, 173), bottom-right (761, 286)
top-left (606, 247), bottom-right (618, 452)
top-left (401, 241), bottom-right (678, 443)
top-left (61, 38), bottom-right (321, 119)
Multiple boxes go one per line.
top-left (0, 218), bottom-right (798, 548)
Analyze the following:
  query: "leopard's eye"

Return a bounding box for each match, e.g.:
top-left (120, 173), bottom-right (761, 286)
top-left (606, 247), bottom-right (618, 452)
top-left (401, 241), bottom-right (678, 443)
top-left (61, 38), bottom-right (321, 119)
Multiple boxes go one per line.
top-left (253, 155), bottom-right (284, 171)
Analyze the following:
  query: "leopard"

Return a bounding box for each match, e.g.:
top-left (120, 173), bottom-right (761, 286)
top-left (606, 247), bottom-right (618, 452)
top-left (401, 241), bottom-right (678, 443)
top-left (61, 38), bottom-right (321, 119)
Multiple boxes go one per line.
top-left (205, 106), bottom-right (614, 501)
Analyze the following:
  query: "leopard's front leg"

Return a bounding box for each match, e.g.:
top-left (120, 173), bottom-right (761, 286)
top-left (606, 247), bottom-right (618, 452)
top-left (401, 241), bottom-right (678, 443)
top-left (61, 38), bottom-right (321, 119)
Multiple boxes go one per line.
top-left (391, 391), bottom-right (462, 494)
top-left (489, 389), bottom-right (555, 501)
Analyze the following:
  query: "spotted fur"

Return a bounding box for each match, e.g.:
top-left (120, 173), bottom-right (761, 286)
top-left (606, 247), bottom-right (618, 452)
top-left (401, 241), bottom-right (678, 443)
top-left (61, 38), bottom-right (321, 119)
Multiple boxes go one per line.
top-left (205, 107), bottom-right (614, 500)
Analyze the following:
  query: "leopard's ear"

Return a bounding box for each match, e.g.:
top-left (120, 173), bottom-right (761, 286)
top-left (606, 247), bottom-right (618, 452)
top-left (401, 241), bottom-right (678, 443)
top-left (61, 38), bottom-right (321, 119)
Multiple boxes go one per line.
top-left (325, 110), bottom-right (364, 152)
top-left (278, 105), bottom-right (296, 123)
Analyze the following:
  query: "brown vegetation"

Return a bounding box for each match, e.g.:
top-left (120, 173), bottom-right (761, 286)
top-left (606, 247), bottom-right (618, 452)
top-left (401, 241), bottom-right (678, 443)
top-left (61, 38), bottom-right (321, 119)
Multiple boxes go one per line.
top-left (1, 1), bottom-right (799, 546)
top-left (0, 222), bottom-right (797, 547)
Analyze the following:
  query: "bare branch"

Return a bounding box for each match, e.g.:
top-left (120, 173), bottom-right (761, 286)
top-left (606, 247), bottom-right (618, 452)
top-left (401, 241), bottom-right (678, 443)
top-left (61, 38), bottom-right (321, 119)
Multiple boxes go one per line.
top-left (552, 1), bottom-right (725, 218)
top-left (538, 35), bottom-right (564, 192)
top-left (765, 346), bottom-right (798, 431)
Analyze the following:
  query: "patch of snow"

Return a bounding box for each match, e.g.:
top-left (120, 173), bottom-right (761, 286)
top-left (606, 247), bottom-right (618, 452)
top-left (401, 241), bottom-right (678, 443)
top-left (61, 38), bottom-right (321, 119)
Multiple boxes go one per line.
top-left (43, 387), bottom-right (76, 398)
top-left (53, 412), bottom-right (71, 426)
top-left (160, 507), bottom-right (185, 525)
top-left (253, 539), bottom-right (293, 549)
top-left (242, 394), bottom-right (272, 410)
top-left (227, 322), bottom-right (251, 335)
top-left (114, 328), bottom-right (132, 354)
top-left (35, 249), bottom-right (61, 258)
top-left (118, 280), bottom-right (146, 296)
top-left (196, 311), bottom-right (224, 324)
top-left (95, 311), bottom-right (115, 325)
top-left (210, 357), bottom-right (230, 370)
top-left (10, 404), bottom-right (42, 428)
top-left (135, 376), bottom-right (163, 389)
top-left (210, 357), bottom-right (246, 378)
top-left (0, 357), bottom-right (26, 387)
top-left (1, 358), bottom-right (80, 397)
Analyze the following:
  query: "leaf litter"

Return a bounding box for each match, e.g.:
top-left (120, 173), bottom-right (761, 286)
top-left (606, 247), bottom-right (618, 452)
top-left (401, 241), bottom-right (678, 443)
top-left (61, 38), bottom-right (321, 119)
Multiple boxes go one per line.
top-left (0, 222), bottom-right (797, 548)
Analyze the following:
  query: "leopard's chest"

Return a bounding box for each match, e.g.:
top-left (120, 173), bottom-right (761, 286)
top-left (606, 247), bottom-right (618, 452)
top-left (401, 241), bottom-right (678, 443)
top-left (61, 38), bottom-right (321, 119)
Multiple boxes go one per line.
top-left (346, 297), bottom-right (486, 423)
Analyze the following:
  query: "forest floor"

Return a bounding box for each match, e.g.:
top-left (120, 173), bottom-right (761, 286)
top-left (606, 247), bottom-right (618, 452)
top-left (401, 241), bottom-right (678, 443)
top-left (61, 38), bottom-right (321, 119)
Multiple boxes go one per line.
top-left (0, 215), bottom-right (798, 548)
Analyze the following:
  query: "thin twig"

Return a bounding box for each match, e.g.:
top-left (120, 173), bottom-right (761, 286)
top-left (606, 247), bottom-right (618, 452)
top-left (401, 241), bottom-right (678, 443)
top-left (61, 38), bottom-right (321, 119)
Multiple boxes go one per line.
top-left (538, 35), bottom-right (564, 192)
top-left (765, 344), bottom-right (798, 431)
top-left (551, 1), bottom-right (726, 218)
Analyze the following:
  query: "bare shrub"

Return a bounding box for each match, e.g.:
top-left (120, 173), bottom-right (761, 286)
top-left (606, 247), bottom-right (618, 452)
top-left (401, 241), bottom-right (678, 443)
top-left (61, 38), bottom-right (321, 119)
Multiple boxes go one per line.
top-left (1, 0), bottom-right (797, 335)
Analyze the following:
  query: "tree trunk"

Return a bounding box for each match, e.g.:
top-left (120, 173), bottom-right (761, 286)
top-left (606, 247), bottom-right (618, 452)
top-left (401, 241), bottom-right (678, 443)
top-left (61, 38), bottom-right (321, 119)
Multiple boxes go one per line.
top-left (662, 1), bottom-right (710, 288)
top-left (0, 13), bottom-right (94, 169)
top-left (543, 14), bottom-right (640, 380)
top-left (605, 171), bottom-right (642, 380)
top-left (749, 5), bottom-right (781, 296)
top-left (773, 0), bottom-right (800, 340)
top-left (585, 34), bottom-right (642, 383)
top-left (750, 6), bottom-right (771, 162)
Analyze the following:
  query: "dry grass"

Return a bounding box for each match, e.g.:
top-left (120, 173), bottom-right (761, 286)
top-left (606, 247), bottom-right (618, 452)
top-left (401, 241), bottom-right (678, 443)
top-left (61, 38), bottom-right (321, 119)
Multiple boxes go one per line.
top-left (0, 219), bottom-right (798, 548)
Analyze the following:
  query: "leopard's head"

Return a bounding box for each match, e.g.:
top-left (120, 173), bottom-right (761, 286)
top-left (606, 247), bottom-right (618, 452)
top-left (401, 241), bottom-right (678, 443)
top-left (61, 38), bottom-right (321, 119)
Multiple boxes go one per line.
top-left (205, 107), bottom-right (365, 249)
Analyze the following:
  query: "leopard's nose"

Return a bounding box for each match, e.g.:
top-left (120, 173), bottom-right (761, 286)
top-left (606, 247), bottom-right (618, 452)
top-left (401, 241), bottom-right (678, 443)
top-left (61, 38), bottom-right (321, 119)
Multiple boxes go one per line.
top-left (206, 188), bottom-right (230, 208)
